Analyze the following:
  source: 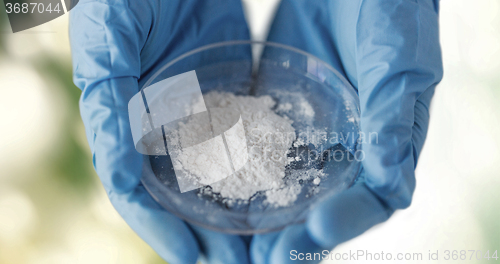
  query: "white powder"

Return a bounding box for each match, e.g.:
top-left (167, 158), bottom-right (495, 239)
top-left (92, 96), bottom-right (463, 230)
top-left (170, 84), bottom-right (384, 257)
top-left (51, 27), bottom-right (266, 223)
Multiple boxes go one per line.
top-left (173, 91), bottom-right (324, 207)
top-left (202, 92), bottom-right (295, 199)
top-left (276, 102), bottom-right (293, 112)
top-left (173, 106), bottom-right (248, 187)
top-left (300, 101), bottom-right (315, 118)
top-left (313, 177), bottom-right (321, 185)
top-left (177, 136), bottom-right (232, 185)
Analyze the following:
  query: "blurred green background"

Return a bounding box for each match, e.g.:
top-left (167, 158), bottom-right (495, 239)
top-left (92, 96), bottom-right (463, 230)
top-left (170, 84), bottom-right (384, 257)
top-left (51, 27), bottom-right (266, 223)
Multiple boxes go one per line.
top-left (0, 1), bottom-right (167, 264)
top-left (0, 0), bottom-right (499, 263)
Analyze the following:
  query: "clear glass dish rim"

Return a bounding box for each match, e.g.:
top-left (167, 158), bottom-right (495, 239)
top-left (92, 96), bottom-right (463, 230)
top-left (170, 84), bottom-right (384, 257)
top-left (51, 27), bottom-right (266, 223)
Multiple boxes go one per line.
top-left (142, 40), bottom-right (357, 97)
top-left (139, 40), bottom-right (361, 219)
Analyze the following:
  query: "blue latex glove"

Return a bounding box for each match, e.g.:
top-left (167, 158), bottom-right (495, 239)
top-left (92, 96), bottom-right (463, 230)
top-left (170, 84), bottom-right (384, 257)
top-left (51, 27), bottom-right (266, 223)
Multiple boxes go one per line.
top-left (69, 1), bottom-right (253, 263)
top-left (251, 0), bottom-right (443, 263)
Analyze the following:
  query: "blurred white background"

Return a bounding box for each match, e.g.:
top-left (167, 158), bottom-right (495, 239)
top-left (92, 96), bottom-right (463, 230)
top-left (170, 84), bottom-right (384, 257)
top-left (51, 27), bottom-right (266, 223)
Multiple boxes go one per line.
top-left (0, 0), bottom-right (499, 263)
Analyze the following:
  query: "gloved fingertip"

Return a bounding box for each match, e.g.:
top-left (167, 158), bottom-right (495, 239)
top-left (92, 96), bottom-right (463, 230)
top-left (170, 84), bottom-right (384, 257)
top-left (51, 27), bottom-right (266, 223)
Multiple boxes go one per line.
top-left (109, 187), bottom-right (200, 264)
top-left (108, 173), bottom-right (141, 194)
top-left (250, 232), bottom-right (281, 264)
top-left (306, 199), bottom-right (340, 249)
top-left (95, 147), bottom-right (143, 194)
top-left (189, 225), bottom-right (250, 264)
top-left (306, 184), bottom-right (392, 249)
top-left (268, 224), bottom-right (323, 264)
top-left (167, 250), bottom-right (199, 264)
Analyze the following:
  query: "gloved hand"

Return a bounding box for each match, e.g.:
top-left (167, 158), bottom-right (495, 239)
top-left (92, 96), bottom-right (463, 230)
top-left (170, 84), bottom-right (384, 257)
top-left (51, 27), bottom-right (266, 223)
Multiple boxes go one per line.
top-left (251, 0), bottom-right (443, 263)
top-left (69, 1), bottom-right (253, 263)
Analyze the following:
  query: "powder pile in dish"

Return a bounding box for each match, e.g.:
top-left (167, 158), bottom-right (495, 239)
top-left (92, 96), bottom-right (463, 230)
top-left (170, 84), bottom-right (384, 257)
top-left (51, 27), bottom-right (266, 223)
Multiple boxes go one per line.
top-left (176, 91), bottom-right (324, 207)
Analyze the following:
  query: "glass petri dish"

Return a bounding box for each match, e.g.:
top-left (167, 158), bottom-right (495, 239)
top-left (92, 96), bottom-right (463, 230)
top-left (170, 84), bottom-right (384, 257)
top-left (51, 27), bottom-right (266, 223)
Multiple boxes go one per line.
top-left (139, 41), bottom-right (361, 234)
